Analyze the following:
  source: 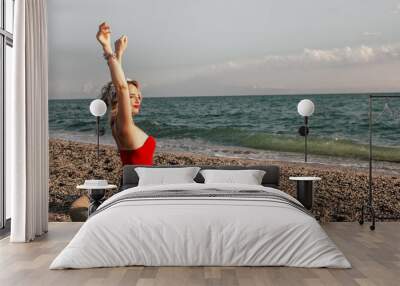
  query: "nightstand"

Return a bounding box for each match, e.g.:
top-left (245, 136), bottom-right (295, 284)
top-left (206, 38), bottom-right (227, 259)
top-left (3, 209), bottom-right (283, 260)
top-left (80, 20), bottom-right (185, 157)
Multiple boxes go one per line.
top-left (77, 180), bottom-right (117, 216)
top-left (289, 177), bottom-right (321, 210)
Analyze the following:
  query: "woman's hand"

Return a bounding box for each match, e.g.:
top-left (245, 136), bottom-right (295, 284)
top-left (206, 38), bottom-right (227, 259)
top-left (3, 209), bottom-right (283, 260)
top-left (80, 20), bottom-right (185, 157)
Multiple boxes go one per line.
top-left (96, 22), bottom-right (112, 52)
top-left (115, 35), bottom-right (128, 61)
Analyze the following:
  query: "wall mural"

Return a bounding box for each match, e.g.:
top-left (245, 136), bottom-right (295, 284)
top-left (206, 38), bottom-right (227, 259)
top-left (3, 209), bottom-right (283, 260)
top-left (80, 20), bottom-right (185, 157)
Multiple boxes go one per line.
top-left (47, 0), bottom-right (400, 223)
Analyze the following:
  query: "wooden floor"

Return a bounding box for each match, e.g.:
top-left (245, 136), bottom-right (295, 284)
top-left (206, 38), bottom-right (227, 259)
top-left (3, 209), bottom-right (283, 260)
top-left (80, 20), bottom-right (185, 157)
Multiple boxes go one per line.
top-left (0, 222), bottom-right (399, 286)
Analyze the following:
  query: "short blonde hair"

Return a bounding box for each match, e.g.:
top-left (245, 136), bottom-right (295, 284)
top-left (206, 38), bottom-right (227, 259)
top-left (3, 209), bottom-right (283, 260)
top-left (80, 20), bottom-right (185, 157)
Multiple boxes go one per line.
top-left (100, 79), bottom-right (140, 127)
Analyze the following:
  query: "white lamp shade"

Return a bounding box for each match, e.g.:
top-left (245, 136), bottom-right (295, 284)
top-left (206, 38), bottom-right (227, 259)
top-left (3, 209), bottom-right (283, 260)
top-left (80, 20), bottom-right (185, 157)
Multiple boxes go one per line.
top-left (89, 99), bottom-right (107, 117)
top-left (297, 99), bottom-right (315, 117)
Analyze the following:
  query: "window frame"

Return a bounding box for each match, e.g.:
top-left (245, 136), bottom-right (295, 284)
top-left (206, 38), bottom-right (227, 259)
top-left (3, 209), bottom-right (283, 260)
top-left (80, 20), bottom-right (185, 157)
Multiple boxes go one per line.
top-left (0, 0), bottom-right (14, 234)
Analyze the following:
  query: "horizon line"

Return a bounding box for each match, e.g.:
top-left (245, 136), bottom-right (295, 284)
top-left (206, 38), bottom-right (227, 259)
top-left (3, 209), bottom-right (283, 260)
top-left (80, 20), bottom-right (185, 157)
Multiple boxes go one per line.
top-left (49, 91), bottom-right (400, 100)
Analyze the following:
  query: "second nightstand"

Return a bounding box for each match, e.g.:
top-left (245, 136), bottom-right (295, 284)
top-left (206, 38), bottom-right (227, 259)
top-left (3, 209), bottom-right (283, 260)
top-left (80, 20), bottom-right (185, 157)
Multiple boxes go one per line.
top-left (289, 176), bottom-right (321, 210)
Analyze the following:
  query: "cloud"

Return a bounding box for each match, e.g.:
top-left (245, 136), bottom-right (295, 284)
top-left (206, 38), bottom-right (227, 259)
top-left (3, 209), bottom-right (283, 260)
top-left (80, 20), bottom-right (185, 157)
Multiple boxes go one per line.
top-left (362, 31), bottom-right (381, 37)
top-left (227, 61), bottom-right (240, 68)
top-left (303, 45), bottom-right (399, 64)
top-left (302, 46), bottom-right (376, 63)
top-left (142, 43), bottom-right (400, 90)
top-left (198, 44), bottom-right (400, 74)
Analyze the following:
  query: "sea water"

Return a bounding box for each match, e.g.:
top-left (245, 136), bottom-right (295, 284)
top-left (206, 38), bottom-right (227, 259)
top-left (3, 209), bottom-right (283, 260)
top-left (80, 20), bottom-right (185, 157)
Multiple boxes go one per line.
top-left (49, 93), bottom-right (400, 169)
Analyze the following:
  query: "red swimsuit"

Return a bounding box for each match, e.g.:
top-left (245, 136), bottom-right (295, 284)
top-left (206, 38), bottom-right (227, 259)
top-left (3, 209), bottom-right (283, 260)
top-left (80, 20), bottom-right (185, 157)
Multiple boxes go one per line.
top-left (119, 135), bottom-right (156, 166)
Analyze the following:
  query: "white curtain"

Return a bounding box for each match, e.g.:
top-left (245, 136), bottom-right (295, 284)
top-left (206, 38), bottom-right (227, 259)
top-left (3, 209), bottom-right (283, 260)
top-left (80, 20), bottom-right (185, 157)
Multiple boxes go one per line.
top-left (7, 0), bottom-right (49, 242)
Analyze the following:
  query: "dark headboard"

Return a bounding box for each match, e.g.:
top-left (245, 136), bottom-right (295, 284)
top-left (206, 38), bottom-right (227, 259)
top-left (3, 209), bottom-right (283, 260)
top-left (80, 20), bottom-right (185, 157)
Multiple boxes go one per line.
top-left (121, 165), bottom-right (280, 190)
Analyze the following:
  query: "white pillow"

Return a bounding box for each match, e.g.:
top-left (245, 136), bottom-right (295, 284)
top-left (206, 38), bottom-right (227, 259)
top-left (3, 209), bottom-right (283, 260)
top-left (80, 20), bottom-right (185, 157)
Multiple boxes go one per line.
top-left (136, 167), bottom-right (201, 186)
top-left (200, 169), bottom-right (266, 185)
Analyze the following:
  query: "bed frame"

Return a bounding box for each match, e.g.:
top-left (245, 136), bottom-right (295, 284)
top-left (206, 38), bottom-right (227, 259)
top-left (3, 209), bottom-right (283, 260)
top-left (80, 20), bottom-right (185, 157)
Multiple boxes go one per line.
top-left (121, 165), bottom-right (280, 190)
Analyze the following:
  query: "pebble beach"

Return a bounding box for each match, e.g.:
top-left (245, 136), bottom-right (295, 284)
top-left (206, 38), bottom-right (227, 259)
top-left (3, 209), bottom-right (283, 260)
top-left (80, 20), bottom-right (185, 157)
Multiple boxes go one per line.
top-left (49, 138), bottom-right (400, 223)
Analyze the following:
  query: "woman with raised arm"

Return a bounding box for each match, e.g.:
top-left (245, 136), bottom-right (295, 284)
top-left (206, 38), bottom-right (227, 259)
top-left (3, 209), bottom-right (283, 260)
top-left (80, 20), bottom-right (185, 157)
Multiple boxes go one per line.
top-left (96, 22), bottom-right (156, 166)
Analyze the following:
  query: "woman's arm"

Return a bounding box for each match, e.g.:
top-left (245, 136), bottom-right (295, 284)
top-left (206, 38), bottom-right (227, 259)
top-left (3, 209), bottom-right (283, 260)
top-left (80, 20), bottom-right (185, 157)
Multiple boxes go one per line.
top-left (115, 35), bottom-right (128, 64)
top-left (96, 23), bottom-right (134, 144)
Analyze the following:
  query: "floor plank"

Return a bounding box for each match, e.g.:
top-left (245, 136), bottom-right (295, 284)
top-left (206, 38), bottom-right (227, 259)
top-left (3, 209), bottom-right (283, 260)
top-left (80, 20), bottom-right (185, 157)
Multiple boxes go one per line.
top-left (0, 222), bottom-right (399, 286)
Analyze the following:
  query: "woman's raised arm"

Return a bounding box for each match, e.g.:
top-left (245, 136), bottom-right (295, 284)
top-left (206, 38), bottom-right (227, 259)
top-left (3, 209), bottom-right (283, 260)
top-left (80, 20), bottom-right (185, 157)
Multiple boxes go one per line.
top-left (115, 35), bottom-right (128, 64)
top-left (96, 22), bottom-right (134, 143)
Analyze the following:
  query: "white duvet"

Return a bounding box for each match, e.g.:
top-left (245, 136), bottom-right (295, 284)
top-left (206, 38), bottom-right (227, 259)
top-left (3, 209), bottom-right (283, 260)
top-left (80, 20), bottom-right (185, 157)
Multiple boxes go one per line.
top-left (50, 183), bottom-right (351, 269)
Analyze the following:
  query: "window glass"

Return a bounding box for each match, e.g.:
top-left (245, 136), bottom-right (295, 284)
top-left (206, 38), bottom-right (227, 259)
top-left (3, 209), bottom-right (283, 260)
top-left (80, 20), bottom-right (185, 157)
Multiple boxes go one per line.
top-left (0, 37), bottom-right (3, 228)
top-left (5, 44), bottom-right (12, 220)
top-left (6, 0), bottom-right (14, 33)
top-left (0, 0), bottom-right (3, 30)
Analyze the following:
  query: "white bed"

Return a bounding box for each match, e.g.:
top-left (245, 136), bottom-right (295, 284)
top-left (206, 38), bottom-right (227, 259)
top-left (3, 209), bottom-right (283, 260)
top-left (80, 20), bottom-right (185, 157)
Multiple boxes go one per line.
top-left (50, 182), bottom-right (351, 269)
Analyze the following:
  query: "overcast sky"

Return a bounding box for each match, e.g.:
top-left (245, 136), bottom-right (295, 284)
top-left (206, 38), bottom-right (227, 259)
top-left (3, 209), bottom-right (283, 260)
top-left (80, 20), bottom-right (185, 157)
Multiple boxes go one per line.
top-left (48, 0), bottom-right (400, 99)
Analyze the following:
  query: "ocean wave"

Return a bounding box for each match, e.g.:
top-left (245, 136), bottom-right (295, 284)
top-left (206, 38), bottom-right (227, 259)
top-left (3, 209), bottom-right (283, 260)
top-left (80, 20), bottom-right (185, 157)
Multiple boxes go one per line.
top-left (238, 133), bottom-right (400, 162)
top-left (49, 94), bottom-right (400, 162)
